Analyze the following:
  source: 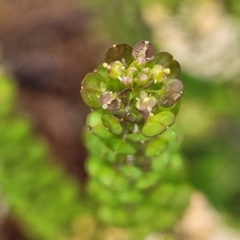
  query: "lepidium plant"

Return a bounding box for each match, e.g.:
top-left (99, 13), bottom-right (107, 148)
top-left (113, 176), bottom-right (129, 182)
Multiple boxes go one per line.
top-left (80, 40), bottom-right (191, 238)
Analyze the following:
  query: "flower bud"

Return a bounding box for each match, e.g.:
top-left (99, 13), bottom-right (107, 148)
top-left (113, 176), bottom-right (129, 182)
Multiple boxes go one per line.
top-left (122, 76), bottom-right (133, 86)
top-left (135, 91), bottom-right (157, 112)
top-left (135, 57), bottom-right (147, 67)
top-left (107, 61), bottom-right (125, 80)
top-left (141, 68), bottom-right (150, 74)
top-left (100, 92), bottom-right (121, 111)
top-left (135, 73), bottom-right (149, 87)
top-left (126, 67), bottom-right (138, 77)
top-left (151, 65), bottom-right (164, 83)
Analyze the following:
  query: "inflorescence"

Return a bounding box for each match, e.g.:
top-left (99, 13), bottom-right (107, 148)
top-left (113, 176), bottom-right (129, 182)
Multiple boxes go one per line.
top-left (80, 40), bottom-right (183, 137)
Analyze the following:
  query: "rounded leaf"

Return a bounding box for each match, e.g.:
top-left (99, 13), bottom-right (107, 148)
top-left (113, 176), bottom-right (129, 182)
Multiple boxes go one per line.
top-left (86, 111), bottom-right (112, 140)
top-left (105, 43), bottom-right (133, 65)
top-left (88, 179), bottom-right (116, 204)
top-left (102, 113), bottom-right (123, 135)
top-left (118, 190), bottom-right (143, 204)
top-left (86, 111), bottom-right (102, 127)
top-left (108, 173), bottom-right (129, 191)
top-left (135, 172), bottom-right (160, 189)
top-left (127, 132), bottom-right (150, 142)
top-left (80, 88), bottom-right (101, 109)
top-left (96, 65), bottom-right (123, 92)
top-left (142, 111), bottom-right (175, 137)
top-left (120, 165), bottom-right (142, 179)
top-left (106, 138), bottom-right (136, 155)
top-left (80, 72), bottom-right (107, 109)
top-left (146, 137), bottom-right (167, 157)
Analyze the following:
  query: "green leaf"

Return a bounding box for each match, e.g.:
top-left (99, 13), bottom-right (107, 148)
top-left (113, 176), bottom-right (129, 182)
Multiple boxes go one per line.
top-left (135, 172), bottom-right (160, 189)
top-left (106, 138), bottom-right (136, 155)
top-left (97, 205), bottom-right (129, 226)
top-left (108, 173), bottom-right (129, 192)
top-left (80, 72), bottom-right (107, 109)
top-left (88, 180), bottom-right (117, 205)
top-left (86, 112), bottom-right (112, 140)
top-left (105, 43), bottom-right (133, 65)
top-left (96, 165), bottom-right (116, 187)
top-left (84, 130), bottom-right (109, 156)
top-left (96, 65), bottom-right (123, 92)
top-left (87, 156), bottom-right (104, 177)
top-left (149, 183), bottom-right (176, 206)
top-left (142, 111), bottom-right (175, 137)
top-left (86, 111), bottom-right (102, 127)
top-left (171, 100), bottom-right (181, 115)
top-left (127, 132), bottom-right (150, 142)
top-left (102, 113), bottom-right (123, 135)
top-left (145, 137), bottom-right (167, 157)
top-left (118, 189), bottom-right (143, 204)
top-left (120, 165), bottom-right (142, 179)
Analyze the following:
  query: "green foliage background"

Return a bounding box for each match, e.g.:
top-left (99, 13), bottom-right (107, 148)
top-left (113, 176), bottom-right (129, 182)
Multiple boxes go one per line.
top-left (0, 75), bottom-right (86, 239)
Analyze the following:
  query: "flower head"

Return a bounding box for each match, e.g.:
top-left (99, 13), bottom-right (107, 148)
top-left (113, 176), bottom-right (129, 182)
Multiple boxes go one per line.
top-left (80, 40), bottom-right (183, 136)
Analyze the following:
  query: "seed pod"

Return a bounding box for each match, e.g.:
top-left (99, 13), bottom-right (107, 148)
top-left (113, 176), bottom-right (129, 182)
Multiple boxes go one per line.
top-left (132, 40), bottom-right (155, 60)
top-left (105, 43), bottom-right (133, 65)
top-left (165, 60), bottom-right (181, 80)
top-left (153, 52), bottom-right (173, 67)
top-left (100, 92), bottom-right (121, 111)
top-left (159, 79), bottom-right (184, 108)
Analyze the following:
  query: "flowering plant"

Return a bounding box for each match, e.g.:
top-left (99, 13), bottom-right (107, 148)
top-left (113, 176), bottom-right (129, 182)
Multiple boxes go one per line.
top-left (80, 41), bottom-right (189, 237)
top-left (81, 40), bottom-right (183, 138)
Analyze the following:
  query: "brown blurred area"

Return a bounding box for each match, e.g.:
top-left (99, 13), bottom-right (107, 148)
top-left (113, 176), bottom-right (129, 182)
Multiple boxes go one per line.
top-left (0, 0), bottom-right (100, 239)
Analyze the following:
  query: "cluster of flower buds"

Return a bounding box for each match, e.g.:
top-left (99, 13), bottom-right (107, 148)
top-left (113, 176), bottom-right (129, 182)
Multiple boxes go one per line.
top-left (80, 40), bottom-right (183, 137)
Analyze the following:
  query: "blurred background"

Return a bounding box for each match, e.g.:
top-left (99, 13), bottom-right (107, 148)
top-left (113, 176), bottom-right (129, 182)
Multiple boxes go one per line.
top-left (1, 0), bottom-right (240, 239)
